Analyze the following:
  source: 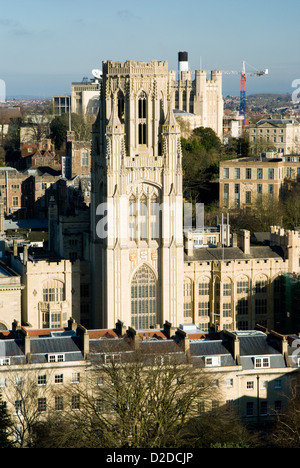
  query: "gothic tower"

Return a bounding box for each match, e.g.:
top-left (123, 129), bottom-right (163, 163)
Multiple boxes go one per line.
top-left (90, 60), bottom-right (184, 330)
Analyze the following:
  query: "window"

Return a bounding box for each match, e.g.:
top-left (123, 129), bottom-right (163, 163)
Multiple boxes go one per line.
top-left (274, 379), bottom-right (282, 389)
top-left (71, 373), bottom-right (80, 384)
top-left (223, 184), bottom-right (229, 208)
top-left (211, 379), bottom-right (219, 388)
top-left (246, 168), bottom-right (252, 180)
top-left (237, 280), bottom-right (249, 294)
top-left (268, 168), bottom-right (275, 180)
top-left (255, 357), bottom-right (270, 368)
top-left (81, 152), bottom-right (89, 167)
top-left (247, 381), bottom-right (254, 390)
top-left (55, 374), bottom-right (63, 384)
top-left (55, 396), bottom-right (64, 411)
top-left (139, 195), bottom-right (148, 240)
top-left (104, 354), bottom-right (121, 365)
top-left (223, 168), bottom-right (229, 179)
top-left (255, 298), bottom-right (267, 315)
top-left (246, 402), bottom-right (254, 416)
top-left (268, 184), bottom-right (274, 198)
top-left (71, 395), bottom-right (80, 410)
top-left (207, 236), bottom-right (217, 246)
top-left (43, 280), bottom-right (65, 302)
top-left (198, 302), bottom-right (210, 317)
top-left (223, 303), bottom-right (231, 317)
top-left (260, 401), bottom-right (268, 416)
top-left (245, 191), bottom-right (251, 204)
top-left (0, 358), bottom-right (10, 366)
top-left (14, 400), bottom-right (22, 415)
top-left (257, 184), bottom-right (262, 200)
top-left (198, 401), bottom-right (205, 414)
top-left (223, 283), bottom-right (232, 297)
top-left (238, 320), bottom-right (248, 330)
top-left (198, 281), bottom-right (210, 296)
top-left (38, 375), bottom-right (47, 386)
top-left (37, 398), bottom-right (47, 413)
top-left (237, 298), bottom-right (248, 315)
top-left (150, 195), bottom-right (160, 240)
top-left (48, 354), bottom-right (65, 363)
top-left (129, 196), bottom-right (137, 241)
top-left (138, 93), bottom-right (147, 145)
top-left (211, 400), bottom-right (219, 412)
top-left (234, 168), bottom-right (240, 179)
top-left (205, 356), bottom-right (221, 367)
top-left (257, 168), bottom-right (263, 179)
top-left (226, 379), bottom-right (233, 388)
top-left (131, 265), bottom-right (157, 330)
top-left (12, 197), bottom-right (19, 207)
top-left (255, 280), bottom-right (267, 294)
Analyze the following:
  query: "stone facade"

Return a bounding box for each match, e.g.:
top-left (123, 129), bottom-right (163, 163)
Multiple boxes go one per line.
top-left (219, 154), bottom-right (300, 209)
top-left (171, 67), bottom-right (224, 138)
top-left (249, 118), bottom-right (300, 155)
top-left (90, 60), bottom-right (184, 330)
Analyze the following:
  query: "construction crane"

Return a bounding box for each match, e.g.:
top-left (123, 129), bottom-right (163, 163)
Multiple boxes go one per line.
top-left (223, 61), bottom-right (269, 127)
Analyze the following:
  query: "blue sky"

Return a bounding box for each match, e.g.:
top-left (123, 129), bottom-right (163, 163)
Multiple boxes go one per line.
top-left (1, 0), bottom-right (299, 98)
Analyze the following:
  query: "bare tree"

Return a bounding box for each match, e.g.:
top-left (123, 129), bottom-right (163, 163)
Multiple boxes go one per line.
top-left (60, 348), bottom-right (219, 449)
top-left (3, 369), bottom-right (54, 448)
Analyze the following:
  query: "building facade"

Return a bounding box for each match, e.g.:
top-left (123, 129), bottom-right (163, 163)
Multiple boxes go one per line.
top-left (90, 60), bottom-right (184, 330)
top-left (249, 118), bottom-right (300, 155)
top-left (0, 319), bottom-right (297, 435)
top-left (219, 154), bottom-right (300, 210)
top-left (170, 52), bottom-right (224, 138)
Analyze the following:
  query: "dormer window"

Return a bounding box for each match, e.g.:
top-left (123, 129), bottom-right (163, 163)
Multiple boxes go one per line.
top-left (205, 356), bottom-right (221, 367)
top-left (255, 357), bottom-right (270, 368)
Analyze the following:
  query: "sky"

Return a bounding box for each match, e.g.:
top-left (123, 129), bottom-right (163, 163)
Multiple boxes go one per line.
top-left (0, 0), bottom-right (300, 99)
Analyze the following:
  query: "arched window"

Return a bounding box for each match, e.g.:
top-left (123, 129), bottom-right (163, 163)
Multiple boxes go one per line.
top-left (150, 195), bottom-right (160, 240)
top-left (184, 279), bottom-right (193, 318)
top-left (129, 195), bottom-right (137, 241)
top-left (138, 92), bottom-right (147, 119)
top-left (139, 195), bottom-right (148, 240)
top-left (117, 90), bottom-right (125, 122)
top-left (138, 92), bottom-right (147, 145)
top-left (43, 280), bottom-right (65, 302)
top-left (131, 265), bottom-right (157, 330)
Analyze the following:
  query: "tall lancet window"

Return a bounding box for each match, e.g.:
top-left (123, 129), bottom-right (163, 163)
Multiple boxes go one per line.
top-left (138, 92), bottom-right (147, 145)
top-left (150, 195), bottom-right (160, 240)
top-left (117, 91), bottom-right (125, 122)
top-left (139, 195), bottom-right (148, 240)
top-left (131, 265), bottom-right (157, 330)
top-left (129, 195), bottom-right (137, 241)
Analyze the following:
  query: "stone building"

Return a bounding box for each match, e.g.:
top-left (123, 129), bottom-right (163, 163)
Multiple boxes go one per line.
top-left (0, 319), bottom-right (297, 432)
top-left (171, 52), bottom-right (224, 138)
top-left (10, 243), bottom-right (80, 330)
top-left (71, 79), bottom-right (100, 115)
top-left (249, 118), bottom-right (300, 155)
top-left (183, 226), bottom-right (300, 333)
top-left (90, 59), bottom-right (184, 330)
top-left (219, 154), bottom-right (300, 210)
top-left (0, 260), bottom-right (23, 330)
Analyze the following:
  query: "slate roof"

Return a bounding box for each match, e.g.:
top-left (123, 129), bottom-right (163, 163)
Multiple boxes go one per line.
top-left (185, 246), bottom-right (284, 262)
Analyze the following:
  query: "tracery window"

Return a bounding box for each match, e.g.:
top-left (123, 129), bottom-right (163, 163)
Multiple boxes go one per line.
top-left (131, 265), bottom-right (157, 330)
top-left (138, 92), bottom-right (147, 145)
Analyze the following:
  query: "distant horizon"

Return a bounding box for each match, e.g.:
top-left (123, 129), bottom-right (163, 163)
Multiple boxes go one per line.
top-left (3, 90), bottom-right (295, 102)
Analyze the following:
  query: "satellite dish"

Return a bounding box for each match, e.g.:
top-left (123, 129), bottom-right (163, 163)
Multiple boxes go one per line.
top-left (92, 69), bottom-right (103, 79)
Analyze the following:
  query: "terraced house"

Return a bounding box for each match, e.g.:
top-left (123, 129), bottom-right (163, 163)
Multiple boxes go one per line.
top-left (0, 318), bottom-right (297, 439)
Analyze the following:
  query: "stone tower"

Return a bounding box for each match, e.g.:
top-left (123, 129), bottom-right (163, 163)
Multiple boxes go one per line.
top-left (90, 60), bottom-right (184, 330)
